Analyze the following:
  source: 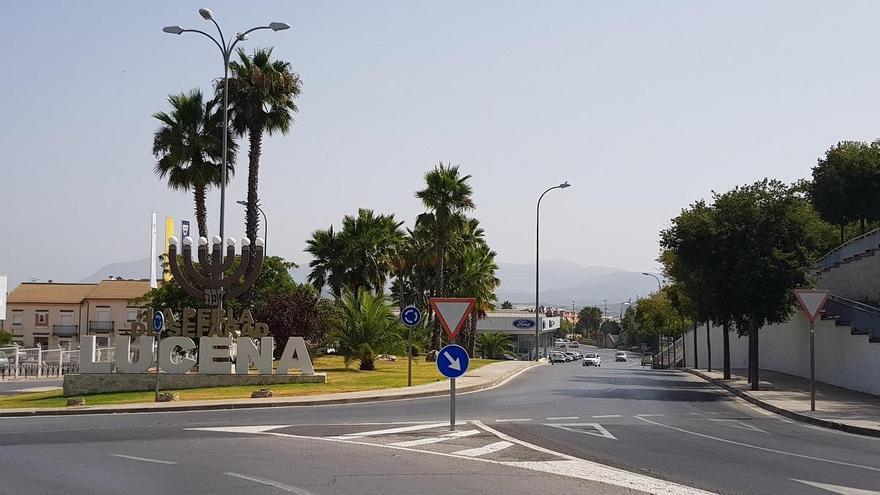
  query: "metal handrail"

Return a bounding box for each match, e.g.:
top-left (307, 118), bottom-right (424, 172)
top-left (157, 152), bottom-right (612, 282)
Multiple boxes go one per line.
top-left (827, 294), bottom-right (880, 317)
top-left (814, 227), bottom-right (880, 270)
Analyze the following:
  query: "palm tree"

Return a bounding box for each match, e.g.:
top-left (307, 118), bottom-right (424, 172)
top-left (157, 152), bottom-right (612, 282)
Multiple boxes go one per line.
top-left (225, 47), bottom-right (301, 244)
top-left (152, 89), bottom-right (236, 237)
top-left (415, 163), bottom-right (474, 348)
top-left (476, 332), bottom-right (511, 359)
top-left (450, 240), bottom-right (500, 355)
top-left (332, 289), bottom-right (405, 370)
top-left (305, 226), bottom-right (346, 298)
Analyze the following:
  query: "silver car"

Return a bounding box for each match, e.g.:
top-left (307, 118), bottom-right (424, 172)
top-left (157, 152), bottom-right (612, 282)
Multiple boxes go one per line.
top-left (582, 353), bottom-right (601, 367)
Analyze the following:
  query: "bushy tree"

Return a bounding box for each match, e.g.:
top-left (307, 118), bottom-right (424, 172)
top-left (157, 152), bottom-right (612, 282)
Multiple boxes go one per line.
top-left (332, 289), bottom-right (405, 370)
top-left (475, 331), bottom-right (511, 359)
top-left (500, 300), bottom-right (513, 309)
top-left (575, 306), bottom-right (602, 337)
top-left (810, 140), bottom-right (880, 239)
top-left (254, 284), bottom-right (337, 358)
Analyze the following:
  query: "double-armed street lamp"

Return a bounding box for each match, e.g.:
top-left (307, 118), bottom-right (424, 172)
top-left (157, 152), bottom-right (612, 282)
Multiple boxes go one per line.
top-left (535, 181), bottom-right (571, 361)
top-left (163, 9), bottom-right (289, 242)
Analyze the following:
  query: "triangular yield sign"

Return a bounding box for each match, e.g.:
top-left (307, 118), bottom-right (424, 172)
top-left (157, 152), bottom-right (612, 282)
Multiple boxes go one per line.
top-left (429, 297), bottom-right (475, 342)
top-left (794, 289), bottom-right (830, 322)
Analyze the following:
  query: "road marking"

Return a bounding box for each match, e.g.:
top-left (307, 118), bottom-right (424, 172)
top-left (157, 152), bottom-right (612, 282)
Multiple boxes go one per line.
top-left (187, 425), bottom-right (291, 435)
top-left (452, 440), bottom-right (513, 457)
top-left (546, 416), bottom-right (579, 420)
top-left (791, 479), bottom-right (880, 495)
top-left (707, 419), bottom-right (767, 433)
top-left (685, 413), bottom-right (702, 416)
top-left (389, 429), bottom-right (480, 447)
top-left (111, 454), bottom-right (177, 465)
top-left (224, 472), bottom-right (316, 494)
top-left (330, 422), bottom-right (448, 439)
top-left (495, 418), bottom-right (532, 423)
top-left (544, 423), bottom-right (617, 440)
top-left (634, 414), bottom-right (665, 417)
top-left (634, 416), bottom-right (880, 473)
top-left (592, 414), bottom-right (622, 419)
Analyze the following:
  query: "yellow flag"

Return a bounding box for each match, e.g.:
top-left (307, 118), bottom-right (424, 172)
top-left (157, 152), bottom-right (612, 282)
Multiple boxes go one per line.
top-left (164, 216), bottom-right (175, 282)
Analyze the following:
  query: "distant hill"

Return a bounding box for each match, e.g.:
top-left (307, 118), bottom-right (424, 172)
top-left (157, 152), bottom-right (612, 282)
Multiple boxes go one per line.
top-left (78, 258), bottom-right (158, 283)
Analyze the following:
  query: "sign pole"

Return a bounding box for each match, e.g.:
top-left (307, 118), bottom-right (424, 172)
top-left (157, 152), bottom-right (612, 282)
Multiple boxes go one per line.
top-left (428, 298), bottom-right (474, 434)
top-left (450, 377), bottom-right (456, 431)
top-left (152, 310), bottom-right (165, 402)
top-left (401, 306), bottom-right (422, 388)
top-left (810, 320), bottom-right (816, 412)
top-left (408, 325), bottom-right (413, 387)
top-left (154, 334), bottom-right (161, 402)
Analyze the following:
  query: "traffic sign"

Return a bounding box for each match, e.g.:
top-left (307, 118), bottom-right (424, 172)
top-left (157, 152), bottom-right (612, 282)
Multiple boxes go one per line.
top-left (437, 344), bottom-right (469, 379)
top-left (401, 305), bottom-right (422, 327)
top-left (794, 289), bottom-right (829, 322)
top-left (429, 298), bottom-right (475, 341)
top-left (152, 310), bottom-right (165, 335)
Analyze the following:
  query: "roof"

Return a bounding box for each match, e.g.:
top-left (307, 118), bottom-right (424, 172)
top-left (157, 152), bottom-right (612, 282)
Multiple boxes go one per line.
top-left (484, 311), bottom-right (555, 318)
top-left (85, 280), bottom-right (152, 301)
top-left (7, 283), bottom-right (97, 305)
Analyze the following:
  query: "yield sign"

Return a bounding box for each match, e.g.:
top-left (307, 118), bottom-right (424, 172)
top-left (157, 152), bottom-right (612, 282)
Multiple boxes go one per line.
top-left (794, 289), bottom-right (830, 322)
top-left (429, 297), bottom-right (475, 341)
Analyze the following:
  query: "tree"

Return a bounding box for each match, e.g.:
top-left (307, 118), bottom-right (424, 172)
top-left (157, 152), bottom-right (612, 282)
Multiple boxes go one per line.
top-left (810, 141), bottom-right (880, 240)
top-left (500, 300), bottom-right (513, 309)
top-left (575, 306), bottom-right (602, 337)
top-left (152, 89), bottom-right (236, 238)
top-left (599, 320), bottom-right (621, 335)
top-left (331, 289), bottom-right (405, 371)
top-left (226, 47), bottom-right (301, 245)
top-left (253, 284), bottom-right (336, 358)
top-left (0, 331), bottom-right (12, 347)
top-left (475, 331), bottom-right (511, 359)
top-left (448, 220), bottom-right (499, 356)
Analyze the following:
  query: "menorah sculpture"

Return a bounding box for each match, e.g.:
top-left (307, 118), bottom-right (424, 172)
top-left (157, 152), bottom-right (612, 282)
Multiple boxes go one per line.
top-left (167, 235), bottom-right (265, 307)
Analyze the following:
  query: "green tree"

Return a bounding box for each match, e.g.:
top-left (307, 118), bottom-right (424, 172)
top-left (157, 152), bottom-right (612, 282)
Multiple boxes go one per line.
top-left (575, 306), bottom-right (602, 337)
top-left (331, 289), bottom-right (405, 370)
top-left (152, 89), bottom-right (236, 238)
top-left (448, 220), bottom-right (499, 355)
top-left (0, 331), bottom-right (12, 347)
top-left (254, 284), bottom-right (337, 358)
top-left (810, 141), bottom-right (880, 239)
top-left (500, 300), bottom-right (513, 309)
top-left (226, 48), bottom-right (301, 244)
top-left (475, 331), bottom-right (511, 359)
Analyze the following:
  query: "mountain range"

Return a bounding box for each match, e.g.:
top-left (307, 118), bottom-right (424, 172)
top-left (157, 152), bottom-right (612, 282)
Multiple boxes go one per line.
top-left (76, 257), bottom-right (656, 309)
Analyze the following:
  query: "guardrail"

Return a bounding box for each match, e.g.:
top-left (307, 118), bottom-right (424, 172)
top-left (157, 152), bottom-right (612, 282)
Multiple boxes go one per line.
top-left (824, 295), bottom-right (880, 342)
top-left (0, 346), bottom-right (115, 380)
top-left (815, 228), bottom-right (880, 271)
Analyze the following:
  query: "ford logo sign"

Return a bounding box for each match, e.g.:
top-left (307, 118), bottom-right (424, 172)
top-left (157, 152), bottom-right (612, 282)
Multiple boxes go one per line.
top-left (512, 319), bottom-right (536, 328)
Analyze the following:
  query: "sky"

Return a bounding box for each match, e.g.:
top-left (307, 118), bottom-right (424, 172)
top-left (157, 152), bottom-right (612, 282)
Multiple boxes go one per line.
top-left (3, 0), bottom-right (880, 290)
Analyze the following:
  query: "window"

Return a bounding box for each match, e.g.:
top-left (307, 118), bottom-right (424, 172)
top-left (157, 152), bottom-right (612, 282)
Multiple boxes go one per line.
top-left (126, 308), bottom-right (138, 322)
top-left (35, 311), bottom-right (49, 327)
top-left (12, 312), bottom-right (22, 327)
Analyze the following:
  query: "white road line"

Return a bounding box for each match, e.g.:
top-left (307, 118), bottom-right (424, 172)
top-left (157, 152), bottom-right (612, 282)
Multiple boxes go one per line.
top-left (389, 429), bottom-right (480, 447)
top-left (452, 440), bottom-right (513, 457)
top-left (634, 414), bottom-right (665, 417)
top-left (187, 425), bottom-right (291, 435)
top-left (330, 422), bottom-right (448, 439)
top-left (685, 413), bottom-right (702, 416)
top-left (546, 416), bottom-right (578, 420)
top-left (791, 479), bottom-right (880, 495)
top-left (707, 419), bottom-right (767, 433)
top-left (544, 423), bottom-right (617, 440)
top-left (592, 414), bottom-right (622, 419)
top-left (111, 454), bottom-right (177, 465)
top-left (495, 418), bottom-right (532, 423)
top-left (224, 472), bottom-right (316, 494)
top-left (634, 416), bottom-right (880, 473)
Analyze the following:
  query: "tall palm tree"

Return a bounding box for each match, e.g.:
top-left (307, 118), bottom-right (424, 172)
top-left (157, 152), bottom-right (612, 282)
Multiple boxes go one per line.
top-left (225, 47), bottom-right (301, 244)
top-left (305, 226), bottom-right (346, 298)
top-left (450, 240), bottom-right (500, 355)
top-left (415, 163), bottom-right (474, 349)
top-left (152, 89), bottom-right (236, 237)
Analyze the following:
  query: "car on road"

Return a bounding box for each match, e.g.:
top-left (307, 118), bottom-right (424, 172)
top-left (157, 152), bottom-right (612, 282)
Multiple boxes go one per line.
top-left (615, 351), bottom-right (628, 362)
top-left (564, 352), bottom-right (579, 361)
top-left (0, 352), bottom-right (8, 369)
top-left (569, 342), bottom-right (580, 348)
top-left (490, 353), bottom-right (518, 361)
top-left (582, 353), bottom-right (601, 367)
top-left (550, 352), bottom-right (568, 363)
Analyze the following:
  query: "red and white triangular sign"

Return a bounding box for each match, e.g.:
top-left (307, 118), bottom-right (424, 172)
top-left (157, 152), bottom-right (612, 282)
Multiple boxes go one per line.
top-left (429, 297), bottom-right (475, 341)
top-left (794, 289), bottom-right (830, 322)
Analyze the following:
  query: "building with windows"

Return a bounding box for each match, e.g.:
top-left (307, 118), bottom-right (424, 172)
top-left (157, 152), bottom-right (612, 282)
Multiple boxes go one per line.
top-left (476, 310), bottom-right (560, 359)
top-left (4, 280), bottom-right (151, 349)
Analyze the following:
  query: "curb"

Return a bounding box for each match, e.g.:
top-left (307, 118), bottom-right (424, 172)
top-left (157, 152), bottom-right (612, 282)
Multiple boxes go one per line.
top-left (684, 369), bottom-right (880, 438)
top-left (0, 362), bottom-right (542, 418)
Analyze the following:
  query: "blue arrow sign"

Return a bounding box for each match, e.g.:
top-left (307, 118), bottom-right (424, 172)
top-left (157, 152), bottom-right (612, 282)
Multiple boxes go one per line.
top-left (401, 305), bottom-right (422, 327)
top-left (437, 344), bottom-right (469, 379)
top-left (152, 310), bottom-right (165, 335)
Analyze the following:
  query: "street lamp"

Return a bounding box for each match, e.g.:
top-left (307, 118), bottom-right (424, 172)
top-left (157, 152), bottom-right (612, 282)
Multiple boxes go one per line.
top-left (535, 181), bottom-right (571, 361)
top-left (163, 9), bottom-right (289, 244)
top-left (642, 272), bottom-right (662, 293)
top-left (237, 200), bottom-right (267, 253)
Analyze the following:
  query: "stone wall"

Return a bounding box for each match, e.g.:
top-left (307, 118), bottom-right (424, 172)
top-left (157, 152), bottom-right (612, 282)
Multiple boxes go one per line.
top-left (63, 372), bottom-right (326, 396)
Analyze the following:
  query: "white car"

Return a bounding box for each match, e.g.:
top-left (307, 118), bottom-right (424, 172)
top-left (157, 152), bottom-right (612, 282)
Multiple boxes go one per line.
top-left (550, 352), bottom-right (567, 363)
top-left (582, 353), bottom-right (601, 367)
top-left (615, 351), bottom-right (628, 362)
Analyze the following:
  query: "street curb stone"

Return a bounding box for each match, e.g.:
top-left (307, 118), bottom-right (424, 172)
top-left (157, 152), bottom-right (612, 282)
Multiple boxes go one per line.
top-left (684, 368), bottom-right (880, 438)
top-left (0, 361), bottom-right (541, 418)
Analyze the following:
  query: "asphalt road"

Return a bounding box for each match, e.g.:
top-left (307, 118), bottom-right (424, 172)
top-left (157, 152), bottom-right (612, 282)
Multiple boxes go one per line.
top-left (1, 347), bottom-right (878, 495)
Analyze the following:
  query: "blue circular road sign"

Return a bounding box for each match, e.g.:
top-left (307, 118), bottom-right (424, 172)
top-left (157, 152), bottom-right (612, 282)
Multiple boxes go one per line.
top-left (437, 344), bottom-right (469, 379)
top-left (401, 305), bottom-right (422, 327)
top-left (152, 310), bottom-right (165, 335)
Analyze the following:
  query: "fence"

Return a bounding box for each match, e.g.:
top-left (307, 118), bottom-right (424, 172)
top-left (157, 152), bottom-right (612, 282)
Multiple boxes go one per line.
top-left (0, 345), bottom-right (115, 380)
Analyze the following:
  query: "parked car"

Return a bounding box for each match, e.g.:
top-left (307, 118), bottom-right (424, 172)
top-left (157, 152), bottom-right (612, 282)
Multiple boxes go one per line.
top-left (569, 342), bottom-right (580, 348)
top-left (564, 352), bottom-right (579, 361)
top-left (550, 352), bottom-right (567, 363)
top-left (615, 351), bottom-right (628, 362)
top-left (582, 353), bottom-right (601, 367)
top-left (0, 352), bottom-right (8, 369)
top-left (490, 353), bottom-right (518, 361)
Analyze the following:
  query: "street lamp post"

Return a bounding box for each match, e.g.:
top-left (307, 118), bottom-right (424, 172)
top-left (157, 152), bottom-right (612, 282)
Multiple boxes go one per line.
top-left (535, 181), bottom-right (571, 361)
top-left (237, 200), bottom-right (267, 253)
top-left (163, 9), bottom-right (289, 244)
top-left (642, 272), bottom-right (662, 293)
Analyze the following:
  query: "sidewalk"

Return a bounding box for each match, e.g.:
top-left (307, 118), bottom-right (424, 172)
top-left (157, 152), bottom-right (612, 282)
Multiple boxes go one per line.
top-left (687, 368), bottom-right (880, 437)
top-left (0, 360), bottom-right (541, 417)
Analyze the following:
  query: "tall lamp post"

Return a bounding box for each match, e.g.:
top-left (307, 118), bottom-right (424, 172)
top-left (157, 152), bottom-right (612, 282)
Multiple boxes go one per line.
top-left (642, 272), bottom-right (662, 293)
top-left (163, 9), bottom-right (289, 243)
top-left (535, 181), bottom-right (571, 361)
top-left (237, 200), bottom-right (267, 253)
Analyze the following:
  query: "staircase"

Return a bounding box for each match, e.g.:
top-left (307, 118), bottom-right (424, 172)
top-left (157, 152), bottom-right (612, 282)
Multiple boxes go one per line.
top-left (815, 228), bottom-right (880, 273)
top-left (821, 295), bottom-right (880, 343)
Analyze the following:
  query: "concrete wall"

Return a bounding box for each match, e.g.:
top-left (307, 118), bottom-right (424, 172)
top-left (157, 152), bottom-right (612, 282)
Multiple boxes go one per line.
top-left (815, 251), bottom-right (880, 303)
top-left (684, 312), bottom-right (880, 395)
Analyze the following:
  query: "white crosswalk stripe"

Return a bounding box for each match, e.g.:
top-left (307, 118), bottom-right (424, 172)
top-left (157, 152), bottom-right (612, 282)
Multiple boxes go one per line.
top-left (389, 429), bottom-right (480, 447)
top-left (330, 422), bottom-right (448, 439)
top-left (453, 440), bottom-right (514, 457)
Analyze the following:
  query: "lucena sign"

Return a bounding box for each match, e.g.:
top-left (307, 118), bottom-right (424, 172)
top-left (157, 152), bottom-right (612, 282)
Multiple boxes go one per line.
top-left (79, 308), bottom-right (314, 375)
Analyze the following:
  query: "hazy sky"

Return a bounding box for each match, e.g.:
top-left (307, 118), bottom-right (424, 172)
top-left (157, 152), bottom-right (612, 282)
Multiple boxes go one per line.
top-left (3, 1), bottom-right (880, 289)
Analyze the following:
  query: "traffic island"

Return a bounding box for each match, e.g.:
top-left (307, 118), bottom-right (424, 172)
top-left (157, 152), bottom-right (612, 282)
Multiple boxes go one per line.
top-left (62, 372), bottom-right (327, 396)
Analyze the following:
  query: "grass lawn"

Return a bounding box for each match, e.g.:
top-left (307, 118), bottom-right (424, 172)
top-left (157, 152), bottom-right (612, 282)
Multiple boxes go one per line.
top-left (0, 356), bottom-right (494, 409)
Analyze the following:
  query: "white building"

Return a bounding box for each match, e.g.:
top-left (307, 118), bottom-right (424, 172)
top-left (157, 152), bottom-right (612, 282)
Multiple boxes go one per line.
top-left (476, 310), bottom-right (560, 359)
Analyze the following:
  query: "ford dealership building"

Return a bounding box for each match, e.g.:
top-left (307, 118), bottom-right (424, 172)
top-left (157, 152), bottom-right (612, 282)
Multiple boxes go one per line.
top-left (476, 310), bottom-right (560, 359)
